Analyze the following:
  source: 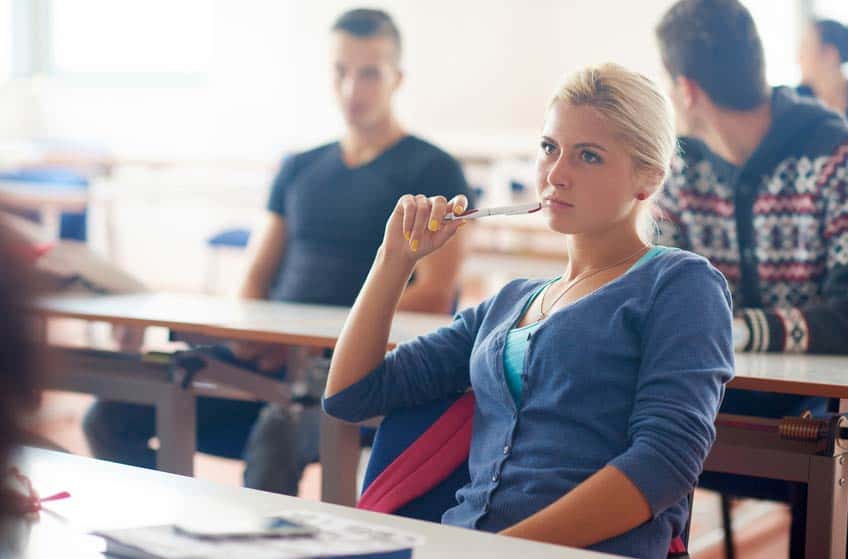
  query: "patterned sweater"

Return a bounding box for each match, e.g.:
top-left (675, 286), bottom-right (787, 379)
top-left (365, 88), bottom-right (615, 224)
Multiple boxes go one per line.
top-left (655, 87), bottom-right (848, 354)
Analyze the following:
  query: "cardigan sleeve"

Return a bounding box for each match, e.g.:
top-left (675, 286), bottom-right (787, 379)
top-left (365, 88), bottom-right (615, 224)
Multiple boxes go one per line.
top-left (608, 254), bottom-right (735, 516)
top-left (322, 296), bottom-right (494, 423)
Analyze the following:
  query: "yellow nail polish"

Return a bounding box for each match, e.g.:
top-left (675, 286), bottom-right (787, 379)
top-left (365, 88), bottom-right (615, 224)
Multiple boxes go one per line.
top-left (410, 239), bottom-right (420, 252)
top-left (428, 219), bottom-right (440, 232)
top-left (453, 206), bottom-right (464, 216)
top-left (404, 231), bottom-right (411, 241)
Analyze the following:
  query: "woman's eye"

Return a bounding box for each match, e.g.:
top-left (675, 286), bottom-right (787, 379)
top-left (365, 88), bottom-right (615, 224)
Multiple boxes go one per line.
top-left (580, 150), bottom-right (602, 164)
top-left (540, 141), bottom-right (556, 155)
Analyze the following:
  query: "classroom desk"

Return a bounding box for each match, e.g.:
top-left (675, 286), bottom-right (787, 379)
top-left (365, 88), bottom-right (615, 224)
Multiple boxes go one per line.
top-left (12, 448), bottom-right (618, 559)
top-left (32, 292), bottom-right (451, 506)
top-left (705, 352), bottom-right (848, 559)
top-left (33, 293), bottom-right (848, 557)
top-left (0, 180), bottom-right (88, 240)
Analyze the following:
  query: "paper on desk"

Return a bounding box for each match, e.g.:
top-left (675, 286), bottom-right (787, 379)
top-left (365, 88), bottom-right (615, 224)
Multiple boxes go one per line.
top-left (94, 509), bottom-right (424, 559)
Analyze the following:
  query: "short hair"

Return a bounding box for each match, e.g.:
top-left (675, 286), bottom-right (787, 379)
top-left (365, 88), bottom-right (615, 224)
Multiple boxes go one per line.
top-left (656, 0), bottom-right (769, 110)
top-left (551, 63), bottom-right (677, 242)
top-left (331, 8), bottom-right (402, 61)
top-left (816, 19), bottom-right (848, 64)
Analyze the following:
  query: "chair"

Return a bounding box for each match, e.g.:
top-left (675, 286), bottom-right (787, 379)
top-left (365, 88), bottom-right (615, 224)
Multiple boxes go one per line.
top-left (204, 227), bottom-right (251, 293)
top-left (358, 392), bottom-right (693, 558)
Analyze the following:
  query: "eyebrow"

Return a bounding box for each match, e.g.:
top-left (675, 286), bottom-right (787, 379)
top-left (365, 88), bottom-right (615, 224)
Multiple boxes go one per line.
top-left (540, 137), bottom-right (608, 152)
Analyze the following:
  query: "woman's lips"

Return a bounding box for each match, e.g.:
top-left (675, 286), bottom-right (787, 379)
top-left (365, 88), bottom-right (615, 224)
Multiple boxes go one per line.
top-left (543, 197), bottom-right (575, 209)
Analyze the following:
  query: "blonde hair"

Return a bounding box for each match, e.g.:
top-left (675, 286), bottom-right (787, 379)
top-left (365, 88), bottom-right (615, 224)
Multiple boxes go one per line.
top-left (550, 63), bottom-right (677, 241)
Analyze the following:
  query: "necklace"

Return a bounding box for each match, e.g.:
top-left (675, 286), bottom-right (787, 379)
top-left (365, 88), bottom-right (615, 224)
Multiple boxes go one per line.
top-left (536, 245), bottom-right (651, 321)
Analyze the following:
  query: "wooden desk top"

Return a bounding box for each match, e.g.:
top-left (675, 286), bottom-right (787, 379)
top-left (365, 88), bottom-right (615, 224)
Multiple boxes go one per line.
top-left (730, 352), bottom-right (848, 399)
top-left (33, 293), bottom-right (848, 398)
top-left (33, 292), bottom-right (453, 349)
top-left (15, 448), bottom-right (615, 559)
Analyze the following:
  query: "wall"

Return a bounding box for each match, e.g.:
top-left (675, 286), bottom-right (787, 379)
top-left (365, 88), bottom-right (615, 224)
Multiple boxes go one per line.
top-left (33, 0), bottom-right (678, 160)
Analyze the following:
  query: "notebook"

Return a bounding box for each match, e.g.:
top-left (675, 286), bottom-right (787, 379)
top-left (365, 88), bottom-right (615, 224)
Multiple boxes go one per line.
top-left (93, 510), bottom-right (420, 559)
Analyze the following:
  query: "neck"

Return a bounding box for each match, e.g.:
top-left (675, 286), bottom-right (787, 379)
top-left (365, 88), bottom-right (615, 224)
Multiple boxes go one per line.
top-left (808, 73), bottom-right (848, 114)
top-left (341, 114), bottom-right (405, 166)
top-left (698, 102), bottom-right (772, 166)
top-left (563, 226), bottom-right (648, 281)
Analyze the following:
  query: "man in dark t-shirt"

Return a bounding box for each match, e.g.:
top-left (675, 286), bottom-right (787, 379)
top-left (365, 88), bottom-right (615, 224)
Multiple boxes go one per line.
top-left (262, 136), bottom-right (469, 308)
top-left (83, 9), bottom-right (473, 495)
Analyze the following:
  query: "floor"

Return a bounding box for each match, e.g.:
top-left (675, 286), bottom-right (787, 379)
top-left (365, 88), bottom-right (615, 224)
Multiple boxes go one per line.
top-left (33, 389), bottom-right (792, 558)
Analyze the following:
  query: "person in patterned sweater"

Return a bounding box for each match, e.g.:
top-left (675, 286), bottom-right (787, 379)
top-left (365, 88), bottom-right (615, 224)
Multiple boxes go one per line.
top-left (656, 0), bottom-right (848, 356)
top-left (656, 1), bottom-right (848, 555)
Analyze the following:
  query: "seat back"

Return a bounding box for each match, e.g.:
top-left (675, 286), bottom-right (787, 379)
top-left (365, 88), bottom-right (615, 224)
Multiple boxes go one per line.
top-left (359, 392), bottom-right (692, 557)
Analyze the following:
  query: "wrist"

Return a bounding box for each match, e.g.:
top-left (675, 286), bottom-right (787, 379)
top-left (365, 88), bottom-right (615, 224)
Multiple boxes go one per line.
top-left (376, 244), bottom-right (416, 275)
top-left (733, 317), bottom-right (751, 351)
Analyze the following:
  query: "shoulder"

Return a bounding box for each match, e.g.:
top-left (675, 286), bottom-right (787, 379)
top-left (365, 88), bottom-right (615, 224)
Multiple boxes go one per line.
top-left (281, 142), bottom-right (337, 172)
top-left (400, 136), bottom-right (463, 174)
top-left (643, 248), bottom-right (731, 306)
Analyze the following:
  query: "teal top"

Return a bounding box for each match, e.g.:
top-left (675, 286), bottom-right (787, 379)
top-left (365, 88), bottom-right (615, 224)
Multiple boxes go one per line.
top-left (503, 246), bottom-right (676, 404)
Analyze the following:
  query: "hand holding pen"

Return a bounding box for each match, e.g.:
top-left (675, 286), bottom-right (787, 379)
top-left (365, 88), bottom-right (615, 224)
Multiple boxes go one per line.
top-left (381, 196), bottom-right (542, 265)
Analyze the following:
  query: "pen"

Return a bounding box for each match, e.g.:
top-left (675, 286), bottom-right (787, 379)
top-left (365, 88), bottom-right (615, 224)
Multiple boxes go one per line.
top-left (443, 202), bottom-right (542, 221)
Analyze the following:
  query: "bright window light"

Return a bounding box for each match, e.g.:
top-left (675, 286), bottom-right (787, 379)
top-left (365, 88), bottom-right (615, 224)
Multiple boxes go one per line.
top-left (814, 0), bottom-right (848, 21)
top-left (743, 0), bottom-right (804, 86)
top-left (49, 0), bottom-right (212, 76)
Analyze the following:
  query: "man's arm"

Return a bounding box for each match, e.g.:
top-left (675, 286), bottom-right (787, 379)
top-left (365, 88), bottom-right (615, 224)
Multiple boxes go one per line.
top-left (736, 142), bottom-right (848, 354)
top-left (231, 212), bottom-right (288, 368)
top-left (238, 212), bottom-right (287, 300)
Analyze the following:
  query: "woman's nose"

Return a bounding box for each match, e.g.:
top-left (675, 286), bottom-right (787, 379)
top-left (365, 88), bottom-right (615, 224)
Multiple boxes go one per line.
top-left (547, 158), bottom-right (572, 189)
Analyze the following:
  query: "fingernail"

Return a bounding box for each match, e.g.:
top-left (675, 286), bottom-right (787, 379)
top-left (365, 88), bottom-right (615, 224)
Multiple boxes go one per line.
top-left (428, 219), bottom-right (440, 232)
top-left (404, 231), bottom-right (411, 240)
top-left (410, 239), bottom-right (419, 252)
top-left (453, 206), bottom-right (464, 216)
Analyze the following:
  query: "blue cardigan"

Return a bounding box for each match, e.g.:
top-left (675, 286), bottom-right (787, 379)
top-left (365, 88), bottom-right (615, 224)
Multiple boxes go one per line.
top-left (324, 249), bottom-right (734, 559)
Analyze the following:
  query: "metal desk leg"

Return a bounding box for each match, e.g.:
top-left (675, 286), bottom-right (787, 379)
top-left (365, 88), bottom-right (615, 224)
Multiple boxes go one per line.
top-left (806, 453), bottom-right (848, 559)
top-left (319, 413), bottom-right (360, 507)
top-left (155, 382), bottom-right (197, 476)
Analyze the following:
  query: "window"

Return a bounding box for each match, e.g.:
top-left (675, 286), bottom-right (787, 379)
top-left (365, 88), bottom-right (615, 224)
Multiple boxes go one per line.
top-left (0, 0), bottom-right (11, 79)
top-left (48, 0), bottom-right (213, 84)
top-left (813, 0), bottom-right (848, 21)
top-left (743, 0), bottom-right (805, 86)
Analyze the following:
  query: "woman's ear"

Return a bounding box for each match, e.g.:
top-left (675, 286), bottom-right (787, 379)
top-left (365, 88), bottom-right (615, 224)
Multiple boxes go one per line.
top-left (633, 167), bottom-right (664, 199)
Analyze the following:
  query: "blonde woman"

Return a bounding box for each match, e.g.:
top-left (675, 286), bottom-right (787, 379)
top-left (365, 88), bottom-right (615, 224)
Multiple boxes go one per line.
top-left (324, 64), bottom-right (734, 558)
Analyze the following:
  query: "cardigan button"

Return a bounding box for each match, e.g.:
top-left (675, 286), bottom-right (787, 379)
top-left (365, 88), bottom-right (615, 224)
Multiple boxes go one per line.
top-left (492, 473), bottom-right (499, 483)
top-left (503, 445), bottom-right (510, 455)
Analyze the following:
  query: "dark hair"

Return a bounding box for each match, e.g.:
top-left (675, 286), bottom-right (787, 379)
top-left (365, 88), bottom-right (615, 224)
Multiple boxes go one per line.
top-left (331, 8), bottom-right (402, 60)
top-left (0, 225), bottom-right (41, 518)
top-left (816, 19), bottom-right (848, 64)
top-left (656, 0), bottom-right (770, 110)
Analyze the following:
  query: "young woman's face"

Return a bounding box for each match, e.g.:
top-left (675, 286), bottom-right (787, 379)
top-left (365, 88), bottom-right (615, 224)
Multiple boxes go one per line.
top-left (535, 101), bottom-right (645, 236)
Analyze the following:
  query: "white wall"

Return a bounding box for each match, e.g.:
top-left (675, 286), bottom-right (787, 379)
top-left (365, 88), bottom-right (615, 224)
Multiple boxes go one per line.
top-left (34, 0), bottom-right (677, 161)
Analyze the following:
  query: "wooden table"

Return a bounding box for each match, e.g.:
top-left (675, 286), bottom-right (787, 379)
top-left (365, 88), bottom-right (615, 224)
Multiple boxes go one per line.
top-left (33, 293), bottom-right (848, 557)
top-left (32, 292), bottom-right (451, 506)
top-left (13, 448), bottom-right (618, 559)
top-left (705, 352), bottom-right (848, 559)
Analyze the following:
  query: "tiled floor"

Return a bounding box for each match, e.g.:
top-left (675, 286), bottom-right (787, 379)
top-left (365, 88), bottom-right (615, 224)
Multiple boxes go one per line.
top-left (33, 390), bottom-right (790, 558)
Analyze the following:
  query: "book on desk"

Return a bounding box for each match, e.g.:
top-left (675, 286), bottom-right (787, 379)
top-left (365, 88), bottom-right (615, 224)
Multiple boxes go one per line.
top-left (94, 509), bottom-right (421, 559)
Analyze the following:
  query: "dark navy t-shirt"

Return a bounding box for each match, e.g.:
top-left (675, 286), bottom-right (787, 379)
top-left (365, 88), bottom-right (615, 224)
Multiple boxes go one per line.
top-left (266, 135), bottom-right (472, 306)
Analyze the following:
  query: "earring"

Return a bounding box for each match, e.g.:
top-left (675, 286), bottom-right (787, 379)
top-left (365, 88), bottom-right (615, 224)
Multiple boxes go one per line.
top-left (635, 192), bottom-right (647, 201)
